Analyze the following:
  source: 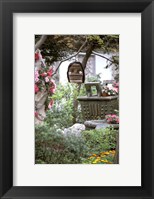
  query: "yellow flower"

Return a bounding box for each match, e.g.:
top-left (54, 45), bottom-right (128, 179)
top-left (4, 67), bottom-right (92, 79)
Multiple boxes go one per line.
top-left (104, 152), bottom-right (110, 155)
top-left (92, 158), bottom-right (101, 164)
top-left (110, 150), bottom-right (116, 154)
top-left (101, 159), bottom-right (109, 163)
top-left (100, 155), bottom-right (106, 158)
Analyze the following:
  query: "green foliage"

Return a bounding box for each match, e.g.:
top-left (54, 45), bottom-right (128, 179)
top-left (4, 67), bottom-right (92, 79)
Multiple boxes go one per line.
top-left (35, 35), bottom-right (119, 65)
top-left (45, 83), bottom-right (85, 129)
top-left (86, 73), bottom-right (102, 83)
top-left (114, 109), bottom-right (119, 116)
top-left (87, 35), bottom-right (104, 47)
top-left (35, 124), bottom-right (118, 164)
top-left (87, 35), bottom-right (119, 53)
top-left (81, 128), bottom-right (117, 155)
top-left (35, 124), bottom-right (87, 164)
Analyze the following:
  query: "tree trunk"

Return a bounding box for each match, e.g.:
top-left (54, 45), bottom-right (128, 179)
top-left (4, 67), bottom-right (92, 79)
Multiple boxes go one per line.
top-left (72, 87), bottom-right (79, 124)
top-left (72, 44), bottom-right (94, 123)
top-left (82, 44), bottom-right (94, 69)
top-left (35, 35), bottom-right (47, 51)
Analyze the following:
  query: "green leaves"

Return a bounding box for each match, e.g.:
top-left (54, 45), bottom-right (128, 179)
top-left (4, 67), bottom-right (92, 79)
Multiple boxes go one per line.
top-left (81, 128), bottom-right (117, 154)
top-left (35, 125), bottom-right (118, 164)
top-left (35, 124), bottom-right (86, 164)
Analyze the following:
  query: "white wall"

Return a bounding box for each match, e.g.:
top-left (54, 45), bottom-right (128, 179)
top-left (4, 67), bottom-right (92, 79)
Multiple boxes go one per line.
top-left (59, 60), bottom-right (71, 84)
top-left (95, 54), bottom-right (114, 82)
top-left (59, 53), bottom-right (115, 84)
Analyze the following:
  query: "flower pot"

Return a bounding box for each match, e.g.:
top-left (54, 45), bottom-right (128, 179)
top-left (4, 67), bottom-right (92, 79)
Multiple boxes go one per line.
top-left (101, 92), bottom-right (109, 97)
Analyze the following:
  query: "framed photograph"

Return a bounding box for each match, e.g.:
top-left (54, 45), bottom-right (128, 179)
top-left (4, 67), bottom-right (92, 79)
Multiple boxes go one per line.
top-left (0, 0), bottom-right (153, 198)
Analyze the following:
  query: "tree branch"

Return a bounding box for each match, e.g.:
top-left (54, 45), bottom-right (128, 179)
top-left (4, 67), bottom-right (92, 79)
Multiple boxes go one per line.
top-left (35, 35), bottom-right (47, 51)
top-left (52, 38), bottom-right (87, 76)
top-left (92, 50), bottom-right (118, 64)
top-left (82, 44), bottom-right (94, 69)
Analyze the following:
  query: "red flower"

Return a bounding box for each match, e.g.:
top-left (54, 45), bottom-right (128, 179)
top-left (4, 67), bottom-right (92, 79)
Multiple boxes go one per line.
top-left (35, 84), bottom-right (39, 93)
top-left (49, 88), bottom-right (55, 94)
top-left (40, 72), bottom-right (47, 77)
top-left (35, 111), bottom-right (39, 117)
top-left (47, 69), bottom-right (52, 77)
top-left (49, 79), bottom-right (56, 94)
top-left (48, 99), bottom-right (54, 109)
top-left (35, 53), bottom-right (39, 61)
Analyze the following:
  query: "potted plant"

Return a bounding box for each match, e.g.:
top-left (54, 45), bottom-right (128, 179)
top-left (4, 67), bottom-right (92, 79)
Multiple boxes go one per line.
top-left (105, 114), bottom-right (119, 124)
top-left (101, 83), bottom-right (119, 97)
top-left (105, 113), bottom-right (119, 129)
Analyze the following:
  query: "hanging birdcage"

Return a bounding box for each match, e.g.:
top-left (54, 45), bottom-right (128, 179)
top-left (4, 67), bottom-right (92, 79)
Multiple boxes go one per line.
top-left (67, 61), bottom-right (85, 83)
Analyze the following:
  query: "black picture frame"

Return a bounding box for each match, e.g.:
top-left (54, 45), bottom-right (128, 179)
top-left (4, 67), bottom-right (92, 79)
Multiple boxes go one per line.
top-left (0, 0), bottom-right (154, 198)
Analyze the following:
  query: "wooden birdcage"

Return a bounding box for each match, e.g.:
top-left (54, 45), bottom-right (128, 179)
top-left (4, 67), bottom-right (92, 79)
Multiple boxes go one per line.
top-left (67, 61), bottom-right (85, 83)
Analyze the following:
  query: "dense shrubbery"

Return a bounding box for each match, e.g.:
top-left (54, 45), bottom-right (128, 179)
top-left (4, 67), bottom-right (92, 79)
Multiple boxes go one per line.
top-left (82, 128), bottom-right (117, 155)
top-left (35, 124), bottom-right (87, 164)
top-left (35, 124), bottom-right (117, 164)
top-left (45, 83), bottom-right (86, 128)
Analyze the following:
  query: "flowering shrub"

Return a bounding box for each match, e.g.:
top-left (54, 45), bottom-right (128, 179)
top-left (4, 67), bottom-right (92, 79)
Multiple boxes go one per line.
top-left (35, 67), bottom-right (56, 96)
top-left (113, 82), bottom-right (119, 93)
top-left (102, 85), bottom-right (118, 96)
top-left (35, 50), bottom-right (56, 122)
top-left (102, 82), bottom-right (119, 96)
top-left (82, 150), bottom-right (115, 164)
top-left (45, 83), bottom-right (85, 129)
top-left (105, 114), bottom-right (119, 124)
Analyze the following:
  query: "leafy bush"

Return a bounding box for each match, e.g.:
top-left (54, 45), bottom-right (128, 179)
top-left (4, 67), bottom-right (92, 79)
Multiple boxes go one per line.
top-left (45, 83), bottom-right (86, 129)
top-left (35, 123), bottom-right (118, 164)
top-left (35, 124), bottom-right (86, 164)
top-left (86, 73), bottom-right (102, 83)
top-left (81, 128), bottom-right (117, 156)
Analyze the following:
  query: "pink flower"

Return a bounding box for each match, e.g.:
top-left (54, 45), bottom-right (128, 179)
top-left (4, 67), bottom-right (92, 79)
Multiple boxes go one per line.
top-left (105, 114), bottom-right (119, 124)
top-left (49, 79), bottom-right (56, 94)
top-left (116, 118), bottom-right (119, 123)
top-left (113, 87), bottom-right (118, 92)
top-left (45, 77), bottom-right (50, 83)
top-left (113, 82), bottom-right (119, 93)
top-left (48, 99), bottom-right (54, 109)
top-left (35, 84), bottom-right (39, 93)
top-left (49, 87), bottom-right (56, 94)
top-left (50, 79), bottom-right (55, 84)
top-left (35, 70), bottom-right (39, 83)
top-left (107, 118), bottom-right (112, 121)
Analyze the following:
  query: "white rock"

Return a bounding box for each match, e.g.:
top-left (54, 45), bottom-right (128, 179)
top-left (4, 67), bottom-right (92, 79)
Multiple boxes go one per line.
top-left (71, 123), bottom-right (85, 131)
top-left (64, 123), bottom-right (85, 136)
